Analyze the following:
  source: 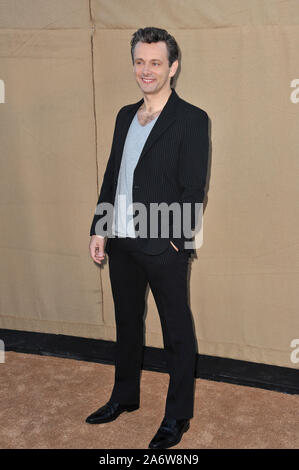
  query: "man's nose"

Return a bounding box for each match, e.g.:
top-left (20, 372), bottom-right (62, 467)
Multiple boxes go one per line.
top-left (142, 65), bottom-right (152, 75)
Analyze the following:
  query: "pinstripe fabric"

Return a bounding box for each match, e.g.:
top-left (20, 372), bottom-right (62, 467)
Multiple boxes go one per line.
top-left (110, 235), bottom-right (191, 263)
top-left (90, 88), bottom-right (209, 256)
top-left (107, 236), bottom-right (196, 419)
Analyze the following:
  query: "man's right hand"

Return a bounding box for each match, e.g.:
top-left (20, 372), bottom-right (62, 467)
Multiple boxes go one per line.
top-left (89, 235), bottom-right (106, 264)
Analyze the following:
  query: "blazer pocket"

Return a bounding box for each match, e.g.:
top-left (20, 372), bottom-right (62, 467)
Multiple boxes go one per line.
top-left (169, 240), bottom-right (179, 252)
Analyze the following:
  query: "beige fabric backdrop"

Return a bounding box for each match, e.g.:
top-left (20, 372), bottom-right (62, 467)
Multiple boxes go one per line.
top-left (0, 0), bottom-right (298, 368)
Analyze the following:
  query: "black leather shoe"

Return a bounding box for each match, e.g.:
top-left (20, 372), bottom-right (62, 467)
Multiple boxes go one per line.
top-left (85, 401), bottom-right (139, 424)
top-left (148, 417), bottom-right (190, 449)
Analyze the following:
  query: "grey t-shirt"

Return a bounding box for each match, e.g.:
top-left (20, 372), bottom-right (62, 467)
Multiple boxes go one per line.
top-left (112, 111), bottom-right (159, 237)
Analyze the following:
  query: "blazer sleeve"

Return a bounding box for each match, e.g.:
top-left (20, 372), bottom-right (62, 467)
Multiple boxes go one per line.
top-left (178, 110), bottom-right (209, 233)
top-left (89, 109), bottom-right (121, 236)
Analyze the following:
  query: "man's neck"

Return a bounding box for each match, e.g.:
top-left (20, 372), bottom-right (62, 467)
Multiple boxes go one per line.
top-left (141, 87), bottom-right (172, 114)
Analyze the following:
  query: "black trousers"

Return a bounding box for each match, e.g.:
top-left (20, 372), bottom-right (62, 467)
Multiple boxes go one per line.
top-left (107, 236), bottom-right (197, 420)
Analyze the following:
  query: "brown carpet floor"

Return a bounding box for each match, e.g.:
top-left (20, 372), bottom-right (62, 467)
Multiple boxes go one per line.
top-left (1, 351), bottom-right (298, 449)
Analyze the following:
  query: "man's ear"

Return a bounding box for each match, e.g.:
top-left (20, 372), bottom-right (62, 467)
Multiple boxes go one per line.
top-left (169, 59), bottom-right (179, 78)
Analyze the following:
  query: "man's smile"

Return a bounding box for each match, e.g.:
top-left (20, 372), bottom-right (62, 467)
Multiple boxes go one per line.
top-left (141, 78), bottom-right (155, 84)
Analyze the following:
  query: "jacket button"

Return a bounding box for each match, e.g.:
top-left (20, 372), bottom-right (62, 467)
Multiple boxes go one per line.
top-left (133, 185), bottom-right (140, 189)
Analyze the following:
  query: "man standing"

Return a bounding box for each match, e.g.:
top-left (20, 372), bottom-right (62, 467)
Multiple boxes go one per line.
top-left (87, 27), bottom-right (209, 449)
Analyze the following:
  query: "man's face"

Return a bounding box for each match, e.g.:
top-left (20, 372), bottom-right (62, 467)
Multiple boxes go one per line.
top-left (132, 41), bottom-right (178, 95)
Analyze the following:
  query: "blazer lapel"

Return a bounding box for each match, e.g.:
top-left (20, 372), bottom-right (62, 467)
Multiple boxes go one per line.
top-left (115, 88), bottom-right (180, 176)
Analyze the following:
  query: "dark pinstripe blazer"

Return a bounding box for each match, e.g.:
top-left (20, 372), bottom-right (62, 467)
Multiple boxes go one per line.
top-left (89, 87), bottom-right (209, 256)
